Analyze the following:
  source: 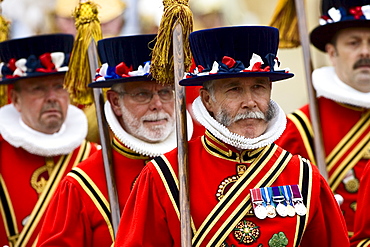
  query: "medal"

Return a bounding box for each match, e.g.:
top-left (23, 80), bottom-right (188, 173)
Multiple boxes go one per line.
top-left (291, 185), bottom-right (307, 216)
top-left (272, 186), bottom-right (287, 217)
top-left (286, 204), bottom-right (296, 217)
top-left (294, 201), bottom-right (307, 216)
top-left (282, 185), bottom-right (295, 217)
top-left (263, 187), bottom-right (276, 218)
top-left (250, 188), bottom-right (267, 219)
top-left (233, 220), bottom-right (260, 244)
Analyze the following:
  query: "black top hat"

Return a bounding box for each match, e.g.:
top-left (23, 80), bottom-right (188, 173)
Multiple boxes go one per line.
top-left (88, 34), bottom-right (156, 88)
top-left (0, 34), bottom-right (74, 85)
top-left (179, 26), bottom-right (294, 86)
top-left (310, 0), bottom-right (370, 52)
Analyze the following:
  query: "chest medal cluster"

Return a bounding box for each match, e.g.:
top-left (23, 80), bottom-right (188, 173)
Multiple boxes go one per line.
top-left (250, 185), bottom-right (307, 219)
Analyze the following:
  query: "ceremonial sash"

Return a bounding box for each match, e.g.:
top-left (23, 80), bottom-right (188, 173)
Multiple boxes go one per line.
top-left (288, 110), bottom-right (370, 191)
top-left (0, 140), bottom-right (91, 247)
top-left (357, 238), bottom-right (370, 247)
top-left (293, 157), bottom-right (312, 247)
top-left (154, 143), bottom-right (312, 246)
top-left (327, 111), bottom-right (370, 191)
top-left (68, 168), bottom-right (114, 241)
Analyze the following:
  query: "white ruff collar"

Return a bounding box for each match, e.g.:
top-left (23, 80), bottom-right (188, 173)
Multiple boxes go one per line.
top-left (0, 104), bottom-right (88, 156)
top-left (192, 97), bottom-right (286, 150)
top-left (313, 66), bottom-right (370, 108)
top-left (104, 101), bottom-right (194, 157)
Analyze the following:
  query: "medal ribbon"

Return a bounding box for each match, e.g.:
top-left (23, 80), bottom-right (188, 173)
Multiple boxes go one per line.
top-left (291, 184), bottom-right (303, 201)
top-left (262, 187), bottom-right (273, 206)
top-left (272, 186), bottom-right (284, 202)
top-left (250, 188), bottom-right (263, 202)
top-left (282, 185), bottom-right (292, 203)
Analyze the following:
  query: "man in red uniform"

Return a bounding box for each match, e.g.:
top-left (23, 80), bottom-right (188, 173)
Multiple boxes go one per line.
top-left (0, 34), bottom-right (98, 247)
top-left (37, 34), bottom-right (199, 246)
top-left (114, 26), bottom-right (349, 246)
top-left (275, 0), bottom-right (370, 237)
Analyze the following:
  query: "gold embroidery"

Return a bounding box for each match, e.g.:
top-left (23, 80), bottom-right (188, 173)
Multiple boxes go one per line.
top-left (30, 157), bottom-right (55, 195)
top-left (237, 164), bottom-right (247, 176)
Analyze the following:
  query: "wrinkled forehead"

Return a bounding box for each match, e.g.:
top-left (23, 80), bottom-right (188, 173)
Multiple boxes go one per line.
top-left (212, 76), bottom-right (271, 88)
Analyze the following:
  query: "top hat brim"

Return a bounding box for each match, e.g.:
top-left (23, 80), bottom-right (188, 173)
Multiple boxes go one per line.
top-left (88, 74), bottom-right (154, 88)
top-left (310, 19), bottom-right (370, 52)
top-left (179, 71), bottom-right (294, 86)
top-left (0, 71), bottom-right (66, 85)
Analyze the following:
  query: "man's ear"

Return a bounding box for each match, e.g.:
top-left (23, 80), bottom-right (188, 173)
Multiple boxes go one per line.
top-left (326, 43), bottom-right (337, 58)
top-left (106, 90), bottom-right (123, 117)
top-left (200, 88), bottom-right (214, 113)
top-left (10, 89), bottom-right (22, 112)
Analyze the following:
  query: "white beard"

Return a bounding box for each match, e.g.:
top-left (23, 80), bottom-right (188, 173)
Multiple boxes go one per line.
top-left (118, 99), bottom-right (176, 143)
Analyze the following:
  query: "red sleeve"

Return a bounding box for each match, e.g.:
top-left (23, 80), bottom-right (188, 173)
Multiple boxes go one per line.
top-left (301, 172), bottom-right (349, 246)
top-left (350, 161), bottom-right (370, 247)
top-left (114, 163), bottom-right (180, 247)
top-left (37, 178), bottom-right (93, 246)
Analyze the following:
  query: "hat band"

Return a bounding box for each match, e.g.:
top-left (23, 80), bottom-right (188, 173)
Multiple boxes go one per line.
top-left (0, 52), bottom-right (69, 80)
top-left (95, 61), bottom-right (151, 82)
top-left (320, 5), bottom-right (370, 26)
top-left (184, 54), bottom-right (290, 79)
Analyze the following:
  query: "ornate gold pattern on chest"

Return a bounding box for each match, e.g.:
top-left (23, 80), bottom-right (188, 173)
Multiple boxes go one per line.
top-left (30, 157), bottom-right (55, 195)
top-left (216, 164), bottom-right (248, 201)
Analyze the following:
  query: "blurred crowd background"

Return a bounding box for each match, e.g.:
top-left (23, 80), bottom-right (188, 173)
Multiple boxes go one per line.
top-left (1, 0), bottom-right (329, 113)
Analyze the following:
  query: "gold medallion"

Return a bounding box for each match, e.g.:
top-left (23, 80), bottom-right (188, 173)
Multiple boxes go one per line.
top-left (233, 220), bottom-right (260, 244)
top-left (344, 178), bottom-right (360, 193)
top-left (286, 204), bottom-right (296, 217)
top-left (266, 204), bottom-right (277, 218)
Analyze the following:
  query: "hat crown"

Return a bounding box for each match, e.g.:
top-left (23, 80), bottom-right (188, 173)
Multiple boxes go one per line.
top-left (0, 34), bottom-right (74, 62)
top-left (98, 34), bottom-right (156, 69)
top-left (310, 0), bottom-right (370, 52)
top-left (190, 26), bottom-right (279, 70)
top-left (179, 26), bottom-right (294, 86)
top-left (322, 0), bottom-right (370, 14)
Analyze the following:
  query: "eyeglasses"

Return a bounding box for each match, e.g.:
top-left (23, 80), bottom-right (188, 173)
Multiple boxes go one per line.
top-left (117, 88), bottom-right (174, 104)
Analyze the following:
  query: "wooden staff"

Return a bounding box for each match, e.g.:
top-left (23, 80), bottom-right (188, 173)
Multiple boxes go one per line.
top-left (293, 0), bottom-right (328, 180)
top-left (87, 39), bottom-right (121, 236)
top-left (173, 23), bottom-right (192, 247)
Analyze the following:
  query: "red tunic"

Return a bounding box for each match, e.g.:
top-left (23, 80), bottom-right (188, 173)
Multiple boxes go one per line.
top-left (37, 136), bottom-right (151, 247)
top-left (350, 160), bottom-right (370, 246)
top-left (0, 135), bottom-right (97, 247)
top-left (275, 97), bottom-right (370, 235)
top-left (114, 132), bottom-right (349, 247)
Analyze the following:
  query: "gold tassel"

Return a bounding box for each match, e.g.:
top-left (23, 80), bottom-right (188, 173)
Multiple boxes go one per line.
top-left (64, 0), bottom-right (102, 106)
top-left (150, 0), bottom-right (193, 85)
top-left (0, 0), bottom-right (9, 107)
top-left (269, 0), bottom-right (300, 49)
